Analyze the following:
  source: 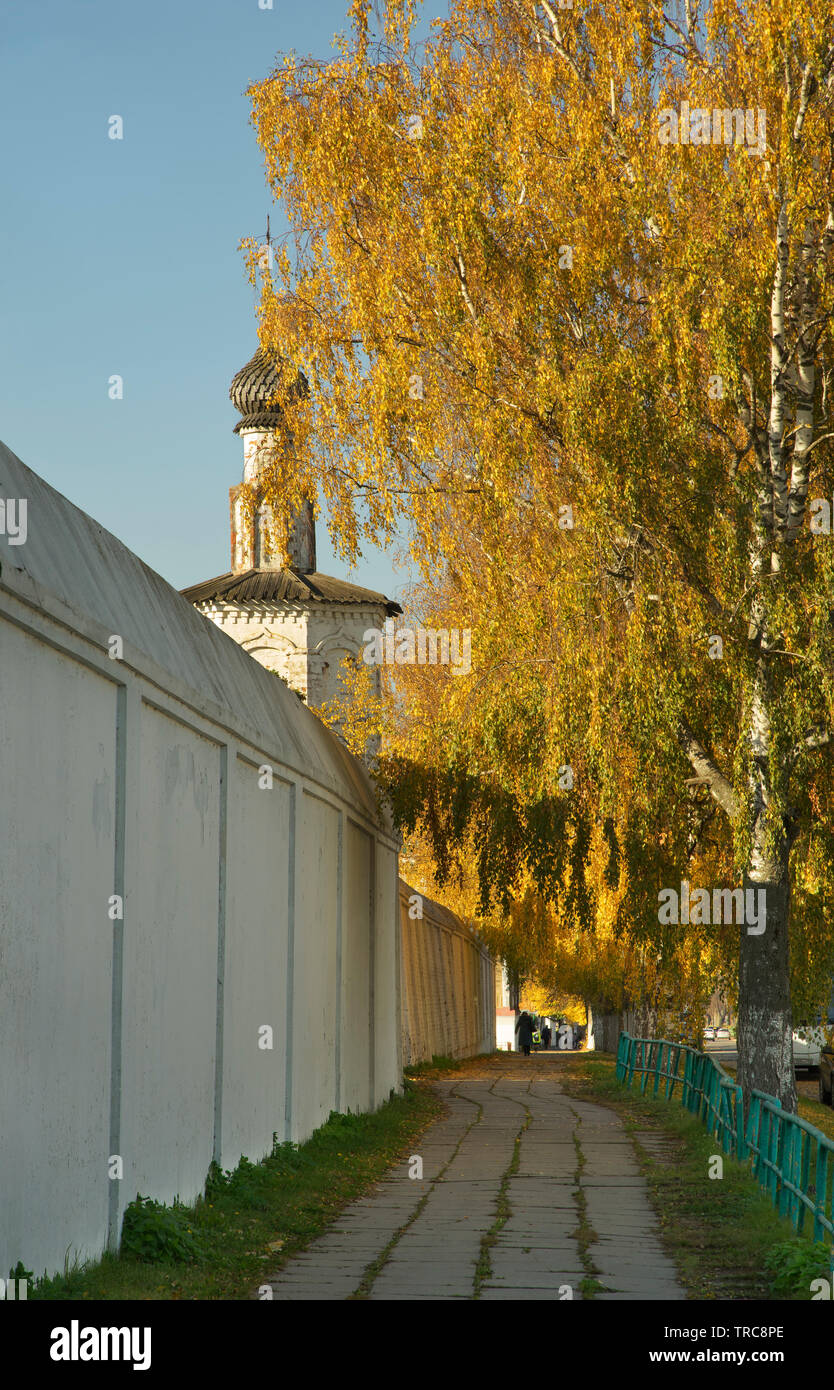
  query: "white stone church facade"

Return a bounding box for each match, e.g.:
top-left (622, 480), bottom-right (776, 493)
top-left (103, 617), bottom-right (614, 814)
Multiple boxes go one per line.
top-left (181, 347), bottom-right (400, 710)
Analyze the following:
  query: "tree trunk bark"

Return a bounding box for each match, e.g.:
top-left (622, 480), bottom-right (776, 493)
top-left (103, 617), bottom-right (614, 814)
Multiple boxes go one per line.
top-left (738, 343), bottom-right (798, 1113)
top-left (736, 870), bottom-right (796, 1112)
top-left (634, 1000), bottom-right (658, 1038)
top-left (596, 1010), bottom-right (623, 1053)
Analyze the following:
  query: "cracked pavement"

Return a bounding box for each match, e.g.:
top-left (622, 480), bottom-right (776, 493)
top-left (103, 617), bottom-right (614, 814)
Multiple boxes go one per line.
top-left (264, 1053), bottom-right (686, 1301)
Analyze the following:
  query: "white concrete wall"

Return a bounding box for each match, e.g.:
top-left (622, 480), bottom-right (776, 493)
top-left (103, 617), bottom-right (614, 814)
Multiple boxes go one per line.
top-left (0, 627), bottom-right (115, 1278)
top-left (375, 846), bottom-right (401, 1093)
top-left (221, 756), bottom-right (292, 1167)
top-left (292, 791), bottom-right (341, 1141)
top-left (0, 441), bottom-right (402, 1281)
top-left (341, 821), bottom-right (373, 1115)
top-left (399, 883), bottom-right (495, 1065)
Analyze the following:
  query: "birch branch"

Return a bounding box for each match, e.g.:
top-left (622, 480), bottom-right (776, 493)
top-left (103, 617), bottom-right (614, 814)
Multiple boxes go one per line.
top-left (452, 244), bottom-right (478, 326)
top-left (677, 720), bottom-right (740, 818)
top-left (787, 724), bottom-right (831, 767)
top-left (769, 202), bottom-right (791, 541)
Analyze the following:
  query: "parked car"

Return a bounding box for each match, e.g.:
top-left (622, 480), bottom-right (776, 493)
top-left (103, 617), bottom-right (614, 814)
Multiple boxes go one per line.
top-left (795, 985), bottom-right (834, 1077)
top-left (703, 1026), bottom-right (715, 1041)
top-left (792, 1028), bottom-right (823, 1073)
top-left (716, 1027), bottom-right (731, 1039)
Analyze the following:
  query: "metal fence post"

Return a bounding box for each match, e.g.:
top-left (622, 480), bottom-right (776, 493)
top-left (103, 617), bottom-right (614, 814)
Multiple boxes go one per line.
top-left (735, 1083), bottom-right (746, 1161)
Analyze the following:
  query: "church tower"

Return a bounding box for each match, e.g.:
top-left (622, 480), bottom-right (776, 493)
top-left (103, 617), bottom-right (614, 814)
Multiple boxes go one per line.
top-left (181, 346), bottom-right (400, 712)
top-left (226, 347), bottom-right (316, 575)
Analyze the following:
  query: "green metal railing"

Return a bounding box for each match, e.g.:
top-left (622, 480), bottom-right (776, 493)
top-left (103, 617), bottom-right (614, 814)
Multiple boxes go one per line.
top-left (616, 1032), bottom-right (834, 1247)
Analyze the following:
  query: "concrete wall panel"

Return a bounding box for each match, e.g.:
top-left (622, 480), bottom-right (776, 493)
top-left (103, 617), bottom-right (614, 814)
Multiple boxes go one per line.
top-left (341, 821), bottom-right (372, 1115)
top-left (292, 792), bottom-right (340, 1141)
top-left (398, 882), bottom-right (495, 1067)
top-left (0, 624), bottom-right (115, 1276)
top-left (119, 705), bottom-right (221, 1207)
top-left (220, 755), bottom-right (292, 1169)
top-left (374, 845), bottom-right (400, 1103)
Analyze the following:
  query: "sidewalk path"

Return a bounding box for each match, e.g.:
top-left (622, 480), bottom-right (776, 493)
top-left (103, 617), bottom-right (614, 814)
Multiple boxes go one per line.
top-left (264, 1053), bottom-right (686, 1301)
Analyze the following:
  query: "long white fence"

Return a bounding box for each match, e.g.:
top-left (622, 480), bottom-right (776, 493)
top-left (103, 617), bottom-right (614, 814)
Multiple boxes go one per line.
top-left (0, 442), bottom-right (402, 1281)
top-left (400, 883), bottom-right (495, 1064)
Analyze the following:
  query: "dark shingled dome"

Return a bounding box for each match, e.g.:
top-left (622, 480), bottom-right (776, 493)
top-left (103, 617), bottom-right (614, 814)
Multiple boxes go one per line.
top-left (229, 347), bottom-right (308, 433)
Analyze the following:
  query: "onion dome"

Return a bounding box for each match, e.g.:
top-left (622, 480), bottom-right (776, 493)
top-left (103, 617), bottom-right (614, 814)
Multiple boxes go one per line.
top-left (229, 347), bottom-right (308, 433)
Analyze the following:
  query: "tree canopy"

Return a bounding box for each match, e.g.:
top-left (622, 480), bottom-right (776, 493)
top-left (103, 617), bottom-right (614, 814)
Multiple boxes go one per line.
top-left (247, 0), bottom-right (834, 1108)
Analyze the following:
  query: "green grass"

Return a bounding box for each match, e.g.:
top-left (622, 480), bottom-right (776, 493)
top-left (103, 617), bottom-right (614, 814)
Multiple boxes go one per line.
top-left (559, 1052), bottom-right (832, 1300)
top-left (24, 1080), bottom-right (442, 1301)
top-left (799, 1092), bottom-right (834, 1144)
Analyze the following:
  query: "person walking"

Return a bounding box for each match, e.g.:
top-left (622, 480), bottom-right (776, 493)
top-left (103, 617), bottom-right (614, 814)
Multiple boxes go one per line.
top-left (515, 1010), bottom-right (534, 1057)
top-left (541, 1023), bottom-right (552, 1050)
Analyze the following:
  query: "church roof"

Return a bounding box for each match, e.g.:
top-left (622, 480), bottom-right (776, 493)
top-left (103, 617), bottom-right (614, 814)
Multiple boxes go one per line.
top-left (181, 567), bottom-right (402, 615)
top-left (229, 347), bottom-right (308, 433)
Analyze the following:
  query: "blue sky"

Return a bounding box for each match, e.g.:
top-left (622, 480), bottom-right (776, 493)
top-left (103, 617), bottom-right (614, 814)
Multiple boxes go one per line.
top-left (0, 0), bottom-right (444, 601)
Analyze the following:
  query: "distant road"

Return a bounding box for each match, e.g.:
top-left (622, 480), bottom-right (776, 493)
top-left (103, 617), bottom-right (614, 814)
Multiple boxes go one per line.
top-left (704, 1037), bottom-right (818, 1100)
top-left (705, 1037), bottom-right (737, 1068)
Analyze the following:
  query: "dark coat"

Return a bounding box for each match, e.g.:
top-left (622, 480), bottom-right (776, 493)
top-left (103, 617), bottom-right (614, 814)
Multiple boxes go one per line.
top-left (515, 1012), bottom-right (534, 1046)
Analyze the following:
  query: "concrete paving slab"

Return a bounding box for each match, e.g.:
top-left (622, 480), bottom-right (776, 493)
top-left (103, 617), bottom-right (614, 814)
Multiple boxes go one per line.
top-left (479, 1287), bottom-right (583, 1300)
top-left (260, 1052), bottom-right (688, 1302)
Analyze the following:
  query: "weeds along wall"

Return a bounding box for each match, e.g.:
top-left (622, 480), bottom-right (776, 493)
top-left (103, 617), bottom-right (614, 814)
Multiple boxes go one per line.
top-left (399, 883), bottom-right (495, 1065)
top-left (0, 442), bottom-right (402, 1282)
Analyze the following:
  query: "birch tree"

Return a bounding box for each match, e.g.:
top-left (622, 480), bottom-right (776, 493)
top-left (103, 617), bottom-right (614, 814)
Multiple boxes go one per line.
top-left (247, 0), bottom-right (834, 1110)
